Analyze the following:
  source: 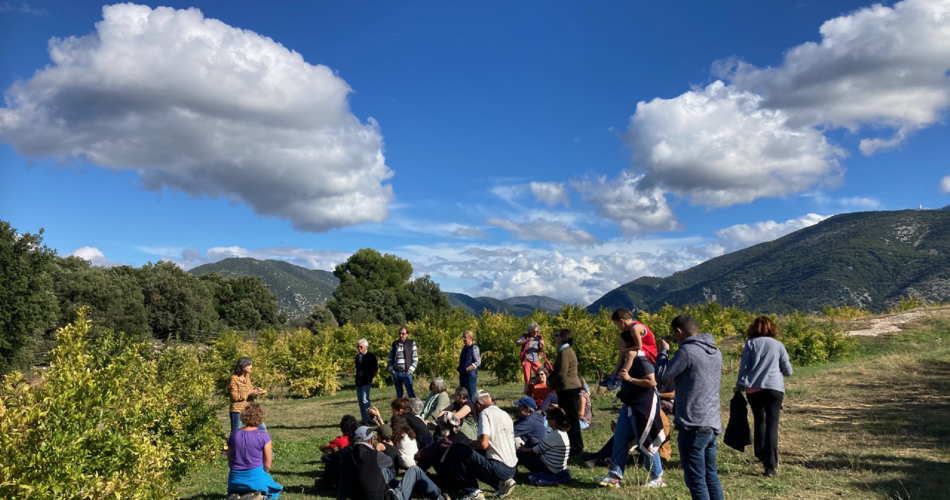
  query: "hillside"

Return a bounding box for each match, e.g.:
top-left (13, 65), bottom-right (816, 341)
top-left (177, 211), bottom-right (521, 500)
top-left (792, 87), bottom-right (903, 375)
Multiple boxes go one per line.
top-left (446, 293), bottom-right (565, 317)
top-left (189, 258), bottom-right (338, 318)
top-left (588, 209), bottom-right (950, 314)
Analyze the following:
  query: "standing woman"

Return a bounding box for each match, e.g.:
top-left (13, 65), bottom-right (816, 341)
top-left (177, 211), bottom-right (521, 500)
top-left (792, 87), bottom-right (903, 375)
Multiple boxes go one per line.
top-left (734, 316), bottom-right (793, 477)
top-left (229, 357), bottom-right (265, 434)
top-left (516, 323), bottom-right (545, 395)
top-left (457, 330), bottom-right (480, 403)
top-left (547, 328), bottom-right (583, 456)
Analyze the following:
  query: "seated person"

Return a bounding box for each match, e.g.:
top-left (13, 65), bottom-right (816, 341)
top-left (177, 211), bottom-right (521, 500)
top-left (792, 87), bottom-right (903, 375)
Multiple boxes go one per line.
top-left (578, 379), bottom-right (593, 430)
top-left (227, 403), bottom-right (283, 500)
top-left (440, 387), bottom-right (478, 440)
top-left (320, 415), bottom-right (358, 454)
top-left (340, 426), bottom-right (447, 500)
top-left (374, 423), bottom-right (400, 467)
top-left (450, 390), bottom-right (518, 500)
top-left (512, 397), bottom-right (546, 448)
top-left (526, 368), bottom-right (558, 411)
top-left (517, 407), bottom-right (570, 476)
top-left (408, 398), bottom-right (435, 449)
top-left (414, 413), bottom-right (472, 489)
top-left (422, 377), bottom-right (452, 423)
top-left (390, 414), bottom-right (419, 469)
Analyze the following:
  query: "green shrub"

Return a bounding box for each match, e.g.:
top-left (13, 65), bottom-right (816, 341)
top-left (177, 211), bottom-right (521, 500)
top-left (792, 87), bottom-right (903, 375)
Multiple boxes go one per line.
top-left (822, 305), bottom-right (870, 319)
top-left (890, 295), bottom-right (926, 313)
top-left (778, 312), bottom-right (855, 365)
top-left (0, 309), bottom-right (222, 499)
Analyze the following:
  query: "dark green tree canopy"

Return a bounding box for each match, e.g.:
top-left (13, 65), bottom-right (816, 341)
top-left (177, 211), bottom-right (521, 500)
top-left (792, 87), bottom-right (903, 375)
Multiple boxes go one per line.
top-left (199, 273), bottom-right (280, 331)
top-left (52, 257), bottom-right (149, 341)
top-left (136, 261), bottom-right (219, 341)
top-left (333, 248), bottom-right (413, 290)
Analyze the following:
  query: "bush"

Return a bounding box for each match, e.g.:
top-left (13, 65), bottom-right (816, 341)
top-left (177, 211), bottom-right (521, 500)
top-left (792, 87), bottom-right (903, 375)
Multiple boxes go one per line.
top-left (890, 295), bottom-right (927, 313)
top-left (778, 312), bottom-right (855, 365)
top-left (0, 309), bottom-right (222, 499)
top-left (822, 305), bottom-right (870, 319)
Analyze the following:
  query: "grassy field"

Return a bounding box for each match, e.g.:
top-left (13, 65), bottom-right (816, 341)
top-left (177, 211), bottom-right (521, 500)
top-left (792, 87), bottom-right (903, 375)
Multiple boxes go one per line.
top-left (179, 317), bottom-right (950, 500)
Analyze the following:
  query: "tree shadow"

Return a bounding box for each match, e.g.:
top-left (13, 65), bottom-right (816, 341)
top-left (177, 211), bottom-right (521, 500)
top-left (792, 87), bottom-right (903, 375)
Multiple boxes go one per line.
top-left (266, 423), bottom-right (339, 430)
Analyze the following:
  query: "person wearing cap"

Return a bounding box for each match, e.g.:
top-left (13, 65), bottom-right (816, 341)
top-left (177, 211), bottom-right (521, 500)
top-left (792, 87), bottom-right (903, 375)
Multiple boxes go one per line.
top-left (340, 426), bottom-right (448, 500)
top-left (374, 424), bottom-right (399, 467)
top-left (512, 397), bottom-right (546, 449)
top-left (516, 323), bottom-right (545, 395)
top-left (415, 413), bottom-right (472, 490)
top-left (450, 390), bottom-right (518, 500)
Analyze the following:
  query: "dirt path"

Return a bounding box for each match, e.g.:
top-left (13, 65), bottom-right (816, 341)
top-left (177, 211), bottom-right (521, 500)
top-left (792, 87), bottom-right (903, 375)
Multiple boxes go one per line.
top-left (847, 311), bottom-right (927, 336)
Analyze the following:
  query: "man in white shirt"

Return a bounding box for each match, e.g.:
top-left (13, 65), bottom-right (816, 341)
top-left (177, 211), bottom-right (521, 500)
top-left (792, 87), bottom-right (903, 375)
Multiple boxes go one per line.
top-left (450, 390), bottom-right (518, 500)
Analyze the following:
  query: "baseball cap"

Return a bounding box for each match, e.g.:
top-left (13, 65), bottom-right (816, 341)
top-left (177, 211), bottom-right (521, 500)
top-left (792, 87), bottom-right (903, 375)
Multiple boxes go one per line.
top-left (352, 426), bottom-right (374, 442)
top-left (375, 424), bottom-right (393, 440)
top-left (513, 396), bottom-right (537, 410)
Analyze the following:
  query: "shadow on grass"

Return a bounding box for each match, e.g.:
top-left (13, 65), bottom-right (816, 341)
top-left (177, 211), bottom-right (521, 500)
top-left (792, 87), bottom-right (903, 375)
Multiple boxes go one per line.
top-left (267, 423), bottom-right (339, 430)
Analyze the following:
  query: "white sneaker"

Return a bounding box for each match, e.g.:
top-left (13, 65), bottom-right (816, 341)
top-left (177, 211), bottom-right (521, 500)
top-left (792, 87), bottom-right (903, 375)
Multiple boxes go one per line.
top-left (496, 478), bottom-right (516, 499)
top-left (646, 475), bottom-right (666, 488)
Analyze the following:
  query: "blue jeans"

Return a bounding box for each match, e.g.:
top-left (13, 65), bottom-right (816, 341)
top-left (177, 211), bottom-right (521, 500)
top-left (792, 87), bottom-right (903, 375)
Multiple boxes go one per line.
top-left (384, 465), bottom-right (442, 500)
top-left (393, 372), bottom-right (416, 399)
top-left (356, 385), bottom-right (372, 422)
top-left (609, 404), bottom-right (663, 480)
top-left (678, 428), bottom-right (724, 500)
top-left (451, 447), bottom-right (517, 494)
top-left (459, 372), bottom-right (478, 403)
top-left (230, 412), bottom-right (266, 434)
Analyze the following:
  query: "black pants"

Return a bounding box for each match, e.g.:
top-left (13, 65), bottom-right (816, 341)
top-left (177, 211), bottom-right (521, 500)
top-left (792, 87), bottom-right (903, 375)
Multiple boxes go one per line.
top-left (747, 389), bottom-right (784, 471)
top-left (558, 387), bottom-right (584, 455)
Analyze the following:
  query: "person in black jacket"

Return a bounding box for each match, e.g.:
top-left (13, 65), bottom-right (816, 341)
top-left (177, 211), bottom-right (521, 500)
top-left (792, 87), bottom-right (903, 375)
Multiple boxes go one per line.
top-left (339, 426), bottom-right (448, 500)
top-left (356, 338), bottom-right (379, 422)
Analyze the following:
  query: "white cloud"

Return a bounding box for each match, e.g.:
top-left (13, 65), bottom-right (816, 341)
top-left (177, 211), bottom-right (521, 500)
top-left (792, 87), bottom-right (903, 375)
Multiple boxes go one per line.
top-left (571, 172), bottom-right (679, 235)
top-left (724, 0), bottom-right (950, 155)
top-left (624, 81), bottom-right (845, 208)
top-left (485, 218), bottom-right (601, 246)
top-left (715, 213), bottom-right (828, 251)
top-left (529, 182), bottom-right (570, 208)
top-left (838, 197), bottom-right (881, 209)
top-left (71, 246), bottom-right (122, 267)
top-left (0, 4), bottom-right (393, 233)
top-left (141, 245), bottom-right (350, 271)
top-left (940, 176), bottom-right (950, 194)
top-left (0, 2), bottom-right (47, 15)
top-left (461, 247), bottom-right (518, 257)
top-left (451, 227), bottom-right (490, 239)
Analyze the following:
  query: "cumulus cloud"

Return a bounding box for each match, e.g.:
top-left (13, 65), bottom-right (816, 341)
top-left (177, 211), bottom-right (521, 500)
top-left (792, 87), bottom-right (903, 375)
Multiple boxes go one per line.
top-left (618, 0), bottom-right (950, 215)
top-left (940, 176), bottom-right (950, 194)
top-left (485, 218), bottom-right (601, 246)
top-left (571, 172), bottom-right (679, 235)
top-left (461, 247), bottom-right (518, 257)
top-left (724, 0), bottom-right (950, 155)
top-left (715, 213), bottom-right (828, 251)
top-left (141, 245), bottom-right (350, 271)
top-left (0, 2), bottom-right (47, 15)
top-left (71, 246), bottom-right (123, 267)
top-left (529, 182), bottom-right (570, 208)
top-left (838, 197), bottom-right (881, 209)
top-left (451, 227), bottom-right (490, 239)
top-left (0, 4), bottom-right (393, 233)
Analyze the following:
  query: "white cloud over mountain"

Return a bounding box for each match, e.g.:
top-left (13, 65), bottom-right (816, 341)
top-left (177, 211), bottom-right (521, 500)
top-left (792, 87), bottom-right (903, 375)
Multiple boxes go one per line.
top-left (570, 172), bottom-right (679, 235)
top-left (485, 217), bottom-right (601, 246)
top-left (0, 4), bottom-right (393, 233)
top-left (940, 176), bottom-right (950, 194)
top-left (71, 246), bottom-right (122, 267)
top-left (139, 245), bottom-right (351, 271)
top-left (714, 213), bottom-right (828, 252)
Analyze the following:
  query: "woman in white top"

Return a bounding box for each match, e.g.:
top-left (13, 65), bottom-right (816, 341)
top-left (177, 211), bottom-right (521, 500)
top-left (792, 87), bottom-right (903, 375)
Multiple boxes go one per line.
top-left (390, 415), bottom-right (418, 469)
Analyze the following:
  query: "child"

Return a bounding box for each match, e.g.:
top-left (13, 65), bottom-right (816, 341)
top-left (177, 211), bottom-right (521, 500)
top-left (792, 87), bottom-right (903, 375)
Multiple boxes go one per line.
top-left (517, 407), bottom-right (572, 486)
top-left (319, 415), bottom-right (358, 454)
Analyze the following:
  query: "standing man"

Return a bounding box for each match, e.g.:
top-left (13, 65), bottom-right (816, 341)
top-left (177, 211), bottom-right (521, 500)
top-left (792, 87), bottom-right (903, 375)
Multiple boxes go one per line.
top-left (388, 326), bottom-right (418, 399)
top-left (355, 338), bottom-right (378, 422)
top-left (451, 390), bottom-right (518, 500)
top-left (516, 323), bottom-right (544, 395)
top-left (655, 314), bottom-right (724, 500)
top-left (458, 330), bottom-right (481, 403)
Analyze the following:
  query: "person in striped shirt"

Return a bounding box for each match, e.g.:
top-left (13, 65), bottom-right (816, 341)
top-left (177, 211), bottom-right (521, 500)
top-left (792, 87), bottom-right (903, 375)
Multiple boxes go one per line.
top-left (388, 326), bottom-right (419, 399)
top-left (516, 407), bottom-right (570, 475)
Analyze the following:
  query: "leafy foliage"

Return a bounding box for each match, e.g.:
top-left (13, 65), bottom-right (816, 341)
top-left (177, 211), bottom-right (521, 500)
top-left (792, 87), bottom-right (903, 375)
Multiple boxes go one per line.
top-left (0, 222), bottom-right (58, 374)
top-left (777, 312), bottom-right (856, 365)
top-left (0, 309), bottom-right (222, 499)
top-left (200, 273), bottom-right (281, 331)
top-left (136, 261), bottom-right (221, 341)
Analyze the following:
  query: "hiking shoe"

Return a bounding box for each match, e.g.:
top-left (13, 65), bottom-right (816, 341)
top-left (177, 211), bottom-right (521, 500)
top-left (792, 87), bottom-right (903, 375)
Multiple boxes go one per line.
top-left (646, 476), bottom-right (666, 488)
top-left (596, 475), bottom-right (620, 488)
top-left (458, 490), bottom-right (484, 500)
top-left (496, 478), bottom-right (516, 499)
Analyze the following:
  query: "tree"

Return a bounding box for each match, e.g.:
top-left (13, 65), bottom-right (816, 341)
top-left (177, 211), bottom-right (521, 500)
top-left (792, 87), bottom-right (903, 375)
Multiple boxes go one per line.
top-left (199, 273), bottom-right (280, 331)
top-left (305, 304), bottom-right (338, 332)
top-left (328, 248), bottom-right (451, 325)
top-left (136, 261), bottom-right (219, 340)
top-left (0, 222), bottom-right (58, 374)
top-left (51, 257), bottom-right (150, 340)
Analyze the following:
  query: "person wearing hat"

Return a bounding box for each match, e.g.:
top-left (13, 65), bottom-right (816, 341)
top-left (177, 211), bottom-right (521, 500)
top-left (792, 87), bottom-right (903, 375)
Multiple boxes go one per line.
top-left (512, 397), bottom-right (546, 449)
top-left (374, 424), bottom-right (399, 466)
top-left (339, 426), bottom-right (448, 500)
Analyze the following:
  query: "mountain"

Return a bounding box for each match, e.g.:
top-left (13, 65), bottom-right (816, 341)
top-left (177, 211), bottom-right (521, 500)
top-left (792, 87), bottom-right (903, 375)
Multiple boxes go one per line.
top-left (189, 258), bottom-right (338, 318)
top-left (588, 209), bottom-right (950, 314)
top-left (446, 293), bottom-right (566, 317)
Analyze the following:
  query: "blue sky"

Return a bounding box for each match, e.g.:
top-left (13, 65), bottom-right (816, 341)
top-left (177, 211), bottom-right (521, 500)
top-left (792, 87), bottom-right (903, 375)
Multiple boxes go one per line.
top-left (2, 0), bottom-right (949, 304)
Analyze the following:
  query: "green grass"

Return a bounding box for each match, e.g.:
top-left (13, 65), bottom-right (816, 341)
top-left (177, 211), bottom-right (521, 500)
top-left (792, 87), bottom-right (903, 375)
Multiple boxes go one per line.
top-left (179, 318), bottom-right (950, 500)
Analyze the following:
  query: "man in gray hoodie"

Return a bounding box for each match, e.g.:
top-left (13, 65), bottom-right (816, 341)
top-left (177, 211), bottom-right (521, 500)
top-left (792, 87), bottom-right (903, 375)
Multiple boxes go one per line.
top-left (655, 314), bottom-right (723, 500)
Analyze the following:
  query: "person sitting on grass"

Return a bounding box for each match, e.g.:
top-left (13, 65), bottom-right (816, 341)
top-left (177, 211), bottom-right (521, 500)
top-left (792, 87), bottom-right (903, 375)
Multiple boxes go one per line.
top-left (516, 407), bottom-right (572, 486)
top-left (375, 423), bottom-right (400, 469)
top-left (408, 397), bottom-right (436, 449)
top-left (423, 377), bottom-right (452, 424)
top-left (391, 414), bottom-right (420, 469)
top-left (319, 415), bottom-right (358, 454)
top-left (578, 378), bottom-right (593, 430)
top-left (415, 412), bottom-right (472, 490)
top-left (526, 367), bottom-right (558, 411)
top-left (227, 403), bottom-right (283, 500)
top-left (440, 387), bottom-right (479, 440)
top-left (512, 397), bottom-right (546, 448)
top-left (339, 426), bottom-right (449, 500)
top-left (449, 390), bottom-right (518, 500)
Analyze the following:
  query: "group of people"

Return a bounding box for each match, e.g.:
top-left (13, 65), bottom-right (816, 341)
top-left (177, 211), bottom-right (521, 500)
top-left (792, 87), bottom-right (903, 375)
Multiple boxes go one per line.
top-left (222, 309), bottom-right (794, 500)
